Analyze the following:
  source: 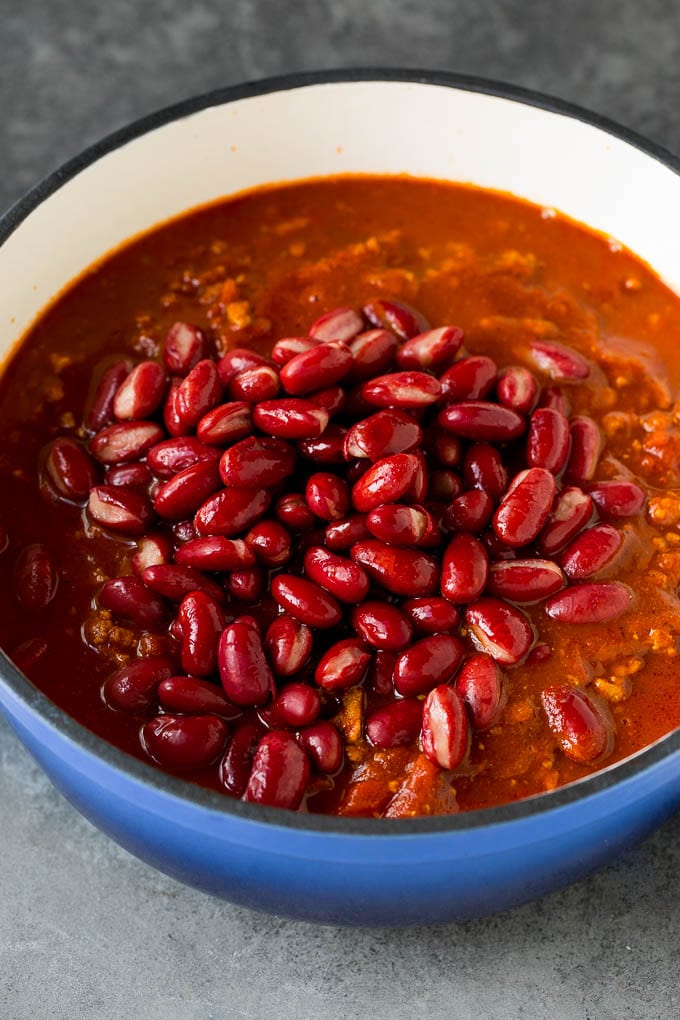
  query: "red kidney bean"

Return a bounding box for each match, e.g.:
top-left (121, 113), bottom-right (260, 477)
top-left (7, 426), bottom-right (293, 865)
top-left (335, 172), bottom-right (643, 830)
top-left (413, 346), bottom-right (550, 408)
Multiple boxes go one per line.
top-left (360, 371), bottom-right (441, 408)
top-left (559, 524), bottom-right (623, 580)
top-left (220, 722), bottom-right (263, 796)
top-left (158, 675), bottom-right (239, 717)
top-left (88, 485), bottom-right (154, 536)
top-left (298, 722), bottom-right (343, 774)
top-left (163, 379), bottom-right (191, 437)
top-left (439, 355), bottom-right (497, 403)
top-left (219, 620), bottom-right (274, 706)
top-left (91, 421), bottom-right (164, 464)
top-left (464, 599), bottom-right (534, 664)
top-left (394, 634), bottom-right (464, 696)
top-left (396, 326), bottom-right (464, 370)
top-left (406, 450), bottom-right (428, 503)
top-left (310, 305), bottom-right (364, 342)
top-left (526, 642), bottom-right (552, 666)
top-left (271, 492), bottom-right (313, 532)
top-left (280, 341), bottom-right (352, 395)
top-left (227, 567), bottom-right (264, 602)
top-left (217, 348), bottom-right (270, 386)
top-left (132, 532), bottom-right (173, 576)
top-left (309, 384), bottom-right (346, 416)
top-left (402, 596), bottom-right (459, 635)
top-left (493, 467), bottom-right (556, 547)
top-left (351, 601), bottom-right (413, 651)
top-left (368, 650), bottom-right (397, 695)
top-left (343, 409), bottom-right (422, 462)
top-left (194, 487), bottom-right (271, 536)
top-left (228, 365), bottom-right (280, 403)
top-left (272, 337), bottom-right (318, 366)
top-left (141, 564), bottom-right (224, 603)
top-left (271, 683), bottom-right (321, 727)
top-left (325, 513), bottom-right (371, 551)
top-left (565, 416), bottom-right (603, 484)
top-left (104, 656), bottom-right (174, 713)
top-left (244, 520), bottom-right (291, 566)
top-left (143, 713), bottom-right (228, 770)
top-left (315, 637), bottom-right (372, 690)
top-left (84, 359), bottom-right (131, 431)
top-left (366, 504), bottom-right (429, 546)
top-left (538, 385), bottom-right (571, 415)
top-left (265, 616), bottom-right (313, 677)
top-left (538, 486), bottom-right (594, 556)
top-left (588, 480), bottom-right (645, 518)
top-left (541, 684), bottom-right (612, 763)
top-left (244, 731), bottom-right (310, 809)
top-left (351, 453), bottom-right (418, 512)
top-left (456, 654), bottom-right (504, 730)
top-left (252, 397), bottom-right (328, 440)
top-left (14, 544), bottom-right (58, 611)
top-left (364, 298), bottom-right (429, 339)
top-left (351, 540), bottom-right (439, 597)
top-left (427, 426), bottom-right (463, 468)
top-left (421, 685), bottom-right (469, 771)
top-left (99, 576), bottom-right (166, 629)
top-left (438, 401), bottom-right (525, 441)
top-left (153, 460), bottom-right (222, 521)
top-left (177, 590), bottom-right (226, 676)
top-left (164, 322), bottom-right (208, 375)
top-left (175, 359), bottom-right (222, 428)
top-left (105, 462), bottom-right (152, 490)
top-left (305, 471), bottom-right (350, 521)
top-left (195, 401), bottom-right (252, 446)
top-left (443, 489), bottom-right (494, 534)
top-left (44, 437), bottom-right (98, 503)
top-left (11, 637), bottom-right (48, 673)
top-left (219, 436), bottom-right (295, 489)
top-left (366, 699), bottom-right (424, 749)
top-left (463, 442), bottom-right (508, 500)
top-left (529, 339), bottom-right (590, 381)
top-left (303, 546), bottom-right (370, 603)
top-left (427, 468), bottom-right (459, 502)
top-left (545, 582), bottom-right (633, 623)
top-left (487, 559), bottom-right (565, 603)
top-left (347, 328), bottom-right (399, 381)
top-left (496, 366), bottom-right (539, 414)
top-left (441, 533), bottom-right (489, 604)
top-left (527, 407), bottom-right (571, 475)
top-left (298, 424), bottom-right (347, 464)
top-left (175, 535), bottom-right (254, 571)
top-left (271, 574), bottom-right (342, 628)
top-left (113, 361), bottom-right (166, 420)
top-left (147, 437), bottom-right (219, 479)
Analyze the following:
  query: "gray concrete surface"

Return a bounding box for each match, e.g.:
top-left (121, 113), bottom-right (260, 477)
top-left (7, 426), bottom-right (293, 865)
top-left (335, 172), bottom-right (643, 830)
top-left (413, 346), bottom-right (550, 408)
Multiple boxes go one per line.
top-left (2, 1), bottom-right (680, 1016)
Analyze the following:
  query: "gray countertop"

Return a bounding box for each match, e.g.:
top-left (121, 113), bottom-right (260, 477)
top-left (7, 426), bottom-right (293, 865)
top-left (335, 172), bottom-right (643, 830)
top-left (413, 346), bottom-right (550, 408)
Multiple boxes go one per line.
top-left (2, 2), bottom-right (680, 1016)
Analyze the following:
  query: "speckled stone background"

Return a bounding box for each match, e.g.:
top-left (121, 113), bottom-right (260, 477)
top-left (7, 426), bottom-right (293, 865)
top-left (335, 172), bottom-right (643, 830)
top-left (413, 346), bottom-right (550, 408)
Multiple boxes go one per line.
top-left (2, 1), bottom-right (680, 1017)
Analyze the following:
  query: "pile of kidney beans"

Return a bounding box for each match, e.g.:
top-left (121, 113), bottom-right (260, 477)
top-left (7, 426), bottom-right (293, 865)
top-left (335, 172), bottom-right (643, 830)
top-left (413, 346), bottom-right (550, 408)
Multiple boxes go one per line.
top-left (19, 298), bottom-right (647, 811)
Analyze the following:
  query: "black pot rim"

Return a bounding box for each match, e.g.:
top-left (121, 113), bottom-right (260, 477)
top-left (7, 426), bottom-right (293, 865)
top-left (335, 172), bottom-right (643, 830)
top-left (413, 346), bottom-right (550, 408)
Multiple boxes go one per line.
top-left (1, 67), bottom-right (679, 837)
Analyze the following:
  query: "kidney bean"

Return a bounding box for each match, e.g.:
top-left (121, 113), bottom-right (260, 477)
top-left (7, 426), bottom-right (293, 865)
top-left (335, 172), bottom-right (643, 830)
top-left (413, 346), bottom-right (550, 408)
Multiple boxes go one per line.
top-left (274, 492), bottom-right (316, 532)
top-left (105, 462), bottom-right (152, 490)
top-left (366, 699), bottom-right (424, 749)
top-left (588, 480), bottom-right (645, 518)
top-left (559, 524), bottom-right (623, 580)
top-left (91, 420), bottom-right (164, 464)
top-left (315, 638), bottom-right (372, 690)
top-left (394, 634), bottom-right (464, 696)
top-left (219, 436), bottom-right (296, 489)
top-left (226, 366), bottom-right (278, 405)
top-left (456, 654), bottom-right (504, 730)
top-left (347, 328), bottom-right (399, 381)
top-left (175, 359), bottom-right (222, 429)
top-left (217, 348), bottom-right (271, 386)
top-left (309, 305), bottom-right (364, 342)
top-left (541, 684), bottom-right (612, 763)
top-left (268, 682), bottom-right (321, 728)
top-left (351, 540), bottom-right (439, 597)
top-left (14, 544), bottom-right (58, 611)
top-left (363, 297), bottom-right (429, 339)
top-left (43, 436), bottom-right (98, 503)
top-left (421, 685), bottom-right (469, 771)
top-left (104, 656), bottom-right (174, 713)
top-left (305, 471), bottom-right (350, 521)
top-left (153, 460), bottom-right (222, 521)
top-left (402, 596), bottom-right (459, 635)
top-left (298, 722), bottom-right (343, 774)
top-left (366, 504), bottom-right (429, 546)
top-left (527, 408), bottom-right (571, 475)
top-left (427, 426), bottom-right (463, 469)
top-left (141, 564), bottom-right (224, 604)
top-left (146, 437), bottom-right (217, 479)
top-left (443, 489), bottom-right (494, 534)
top-left (538, 385), bottom-right (571, 416)
top-left (396, 326), bottom-right (464, 370)
top-left (303, 546), bottom-right (370, 603)
top-left (441, 533), bottom-right (489, 604)
top-left (343, 409), bottom-right (422, 462)
top-left (219, 722), bottom-right (263, 795)
top-left (243, 520), bottom-right (290, 567)
top-left (464, 599), bottom-right (534, 664)
top-left (487, 558), bottom-right (565, 603)
top-left (438, 401), bottom-right (526, 441)
top-left (272, 337), bottom-right (318, 366)
top-left (113, 361), bottom-right (166, 421)
top-left (84, 359), bottom-right (132, 431)
top-left (99, 576), bottom-right (166, 629)
top-left (439, 355), bottom-right (497, 404)
top-left (538, 486), bottom-right (594, 556)
top-left (496, 366), bottom-right (539, 414)
top-left (360, 371), bottom-right (441, 409)
top-left (427, 468), bottom-right (460, 501)
top-left (545, 582), bottom-right (633, 623)
top-left (529, 339), bottom-right (590, 381)
top-left (351, 453), bottom-right (419, 512)
top-left (218, 620), bottom-right (274, 706)
top-left (163, 322), bottom-right (208, 375)
top-left (565, 416), bottom-right (603, 484)
top-left (265, 615), bottom-right (312, 677)
top-left (194, 487), bottom-right (271, 536)
top-left (324, 514), bottom-right (370, 551)
top-left (132, 532), bottom-right (173, 576)
top-left (143, 713), bottom-right (228, 770)
top-left (11, 637), bottom-right (48, 674)
top-left (163, 379), bottom-right (191, 437)
top-left (526, 642), bottom-right (552, 666)
top-left (297, 424), bottom-right (346, 465)
top-left (173, 521), bottom-right (198, 544)
top-left (493, 467), bottom-right (556, 547)
top-left (406, 450), bottom-right (428, 503)
top-left (463, 443), bottom-right (508, 501)
top-left (309, 387), bottom-right (345, 418)
top-left (351, 601), bottom-right (413, 650)
top-left (88, 485), bottom-right (154, 536)
top-left (177, 591), bottom-right (226, 676)
top-left (158, 675), bottom-right (239, 717)
top-left (368, 650), bottom-right (397, 694)
top-left (227, 568), bottom-right (264, 602)
top-left (280, 341), bottom-right (352, 395)
top-left (271, 574), bottom-right (342, 628)
top-left (251, 398), bottom-right (328, 441)
top-left (194, 403), bottom-right (252, 446)
top-left (175, 535), bottom-right (254, 571)
top-left (244, 731), bottom-right (310, 809)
